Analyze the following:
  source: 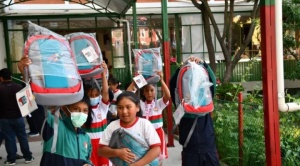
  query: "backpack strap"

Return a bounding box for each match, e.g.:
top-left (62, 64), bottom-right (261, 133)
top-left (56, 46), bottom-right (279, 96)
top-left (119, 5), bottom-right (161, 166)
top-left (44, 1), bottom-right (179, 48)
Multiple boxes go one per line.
top-left (183, 116), bottom-right (198, 148)
top-left (51, 108), bottom-right (60, 153)
top-left (92, 77), bottom-right (101, 91)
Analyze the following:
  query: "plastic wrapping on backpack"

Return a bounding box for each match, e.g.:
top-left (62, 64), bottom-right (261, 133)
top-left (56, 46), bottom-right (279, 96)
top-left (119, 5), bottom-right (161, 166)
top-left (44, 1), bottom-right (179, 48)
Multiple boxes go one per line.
top-left (133, 48), bottom-right (162, 84)
top-left (23, 21), bottom-right (83, 106)
top-left (175, 61), bottom-right (214, 115)
top-left (189, 62), bottom-right (213, 108)
top-left (65, 32), bottom-right (104, 79)
top-left (108, 128), bottom-right (159, 166)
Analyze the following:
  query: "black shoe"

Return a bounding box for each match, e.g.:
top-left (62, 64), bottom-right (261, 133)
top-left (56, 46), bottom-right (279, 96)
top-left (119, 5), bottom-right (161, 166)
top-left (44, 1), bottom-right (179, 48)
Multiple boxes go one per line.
top-left (16, 154), bottom-right (23, 160)
top-left (27, 132), bottom-right (39, 137)
top-left (0, 156), bottom-right (2, 160)
top-left (24, 157), bottom-right (34, 164)
top-left (3, 161), bottom-right (16, 166)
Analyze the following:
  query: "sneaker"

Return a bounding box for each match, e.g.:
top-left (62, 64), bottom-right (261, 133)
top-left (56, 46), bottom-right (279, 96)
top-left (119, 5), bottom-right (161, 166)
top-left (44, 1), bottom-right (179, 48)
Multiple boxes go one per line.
top-left (27, 132), bottom-right (39, 137)
top-left (4, 161), bottom-right (16, 166)
top-left (24, 157), bottom-right (34, 164)
top-left (16, 154), bottom-right (23, 160)
top-left (0, 156), bottom-right (2, 160)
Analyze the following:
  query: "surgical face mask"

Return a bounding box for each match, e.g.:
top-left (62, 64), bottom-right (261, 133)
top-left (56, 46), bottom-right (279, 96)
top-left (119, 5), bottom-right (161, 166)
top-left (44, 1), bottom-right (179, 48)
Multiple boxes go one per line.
top-left (66, 107), bottom-right (88, 127)
top-left (90, 96), bottom-right (100, 106)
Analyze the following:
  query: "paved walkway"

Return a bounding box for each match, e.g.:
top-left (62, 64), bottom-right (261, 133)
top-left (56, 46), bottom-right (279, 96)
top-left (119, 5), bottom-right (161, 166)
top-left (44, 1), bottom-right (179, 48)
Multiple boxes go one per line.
top-left (0, 135), bottom-right (182, 166)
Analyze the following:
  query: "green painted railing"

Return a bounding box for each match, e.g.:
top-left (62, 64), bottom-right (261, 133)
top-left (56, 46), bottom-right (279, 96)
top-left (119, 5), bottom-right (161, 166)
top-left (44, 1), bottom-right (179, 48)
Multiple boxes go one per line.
top-left (112, 60), bottom-right (298, 86)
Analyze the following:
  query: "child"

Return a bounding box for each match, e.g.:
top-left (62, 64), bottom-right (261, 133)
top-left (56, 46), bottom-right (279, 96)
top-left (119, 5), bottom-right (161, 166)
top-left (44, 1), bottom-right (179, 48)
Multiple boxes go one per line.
top-left (98, 91), bottom-right (161, 165)
top-left (127, 71), bottom-right (171, 165)
top-left (108, 77), bottom-right (122, 122)
top-left (18, 56), bottom-right (93, 166)
top-left (84, 62), bottom-right (112, 166)
top-left (170, 56), bottom-right (220, 166)
top-left (40, 95), bottom-right (93, 166)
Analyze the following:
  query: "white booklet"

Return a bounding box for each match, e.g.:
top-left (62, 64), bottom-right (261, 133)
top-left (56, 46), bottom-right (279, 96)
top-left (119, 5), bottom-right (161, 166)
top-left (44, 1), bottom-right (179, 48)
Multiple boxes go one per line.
top-left (81, 46), bottom-right (99, 63)
top-left (16, 84), bottom-right (38, 117)
top-left (133, 74), bottom-right (148, 89)
top-left (173, 104), bottom-right (185, 125)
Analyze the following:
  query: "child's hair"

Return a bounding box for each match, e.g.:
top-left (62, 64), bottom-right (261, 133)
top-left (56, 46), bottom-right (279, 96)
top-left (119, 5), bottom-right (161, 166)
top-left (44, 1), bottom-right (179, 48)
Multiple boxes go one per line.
top-left (108, 77), bottom-right (120, 88)
top-left (116, 91), bottom-right (142, 117)
top-left (108, 89), bottom-right (114, 102)
top-left (140, 83), bottom-right (155, 102)
top-left (0, 68), bottom-right (12, 80)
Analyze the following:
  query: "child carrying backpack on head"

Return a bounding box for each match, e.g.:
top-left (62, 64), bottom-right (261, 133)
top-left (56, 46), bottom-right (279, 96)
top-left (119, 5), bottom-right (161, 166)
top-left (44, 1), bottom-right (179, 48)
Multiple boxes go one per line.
top-left (127, 71), bottom-right (171, 165)
top-left (18, 56), bottom-right (94, 166)
top-left (83, 61), bottom-right (113, 166)
top-left (170, 56), bottom-right (220, 166)
top-left (98, 91), bottom-right (161, 166)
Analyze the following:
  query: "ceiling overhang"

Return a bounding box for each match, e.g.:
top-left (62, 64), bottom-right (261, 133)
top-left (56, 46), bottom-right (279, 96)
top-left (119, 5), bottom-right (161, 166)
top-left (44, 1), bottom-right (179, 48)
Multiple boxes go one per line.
top-left (0, 0), bottom-right (136, 17)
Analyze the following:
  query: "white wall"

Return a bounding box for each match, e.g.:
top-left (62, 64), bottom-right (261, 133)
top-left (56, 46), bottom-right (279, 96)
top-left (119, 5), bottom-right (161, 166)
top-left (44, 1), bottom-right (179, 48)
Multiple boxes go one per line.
top-left (0, 22), bottom-right (7, 69)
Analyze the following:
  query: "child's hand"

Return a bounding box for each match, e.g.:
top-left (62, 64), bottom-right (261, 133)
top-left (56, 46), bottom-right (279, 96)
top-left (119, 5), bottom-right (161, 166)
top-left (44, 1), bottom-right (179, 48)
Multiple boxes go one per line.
top-left (118, 148), bottom-right (135, 164)
top-left (157, 71), bottom-right (163, 80)
top-left (101, 61), bottom-right (108, 70)
top-left (188, 56), bottom-right (203, 64)
top-left (18, 55), bottom-right (32, 73)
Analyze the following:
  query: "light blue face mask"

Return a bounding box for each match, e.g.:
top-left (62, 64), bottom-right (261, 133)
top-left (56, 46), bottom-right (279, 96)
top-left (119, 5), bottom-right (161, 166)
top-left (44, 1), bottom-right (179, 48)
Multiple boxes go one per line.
top-left (90, 96), bottom-right (100, 106)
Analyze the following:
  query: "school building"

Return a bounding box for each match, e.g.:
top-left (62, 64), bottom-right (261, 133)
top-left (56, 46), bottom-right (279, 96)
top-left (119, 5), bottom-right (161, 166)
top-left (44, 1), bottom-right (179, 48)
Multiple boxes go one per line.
top-left (0, 0), bottom-right (256, 88)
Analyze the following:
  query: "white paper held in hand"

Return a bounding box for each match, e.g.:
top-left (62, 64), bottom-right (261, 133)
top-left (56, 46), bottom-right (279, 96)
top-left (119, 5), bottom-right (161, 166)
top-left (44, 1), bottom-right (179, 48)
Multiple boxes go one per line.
top-left (173, 104), bottom-right (185, 125)
top-left (81, 46), bottom-right (99, 63)
top-left (133, 74), bottom-right (148, 89)
top-left (16, 84), bottom-right (38, 117)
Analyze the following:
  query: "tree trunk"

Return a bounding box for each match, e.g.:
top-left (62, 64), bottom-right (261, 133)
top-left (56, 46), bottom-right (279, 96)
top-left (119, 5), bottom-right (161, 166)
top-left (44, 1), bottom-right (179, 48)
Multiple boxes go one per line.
top-left (201, 4), bottom-right (216, 72)
top-left (223, 63), bottom-right (233, 83)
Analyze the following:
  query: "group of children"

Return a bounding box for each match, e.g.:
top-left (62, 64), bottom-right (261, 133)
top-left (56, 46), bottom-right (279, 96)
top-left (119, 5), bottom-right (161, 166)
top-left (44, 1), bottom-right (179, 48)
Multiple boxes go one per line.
top-left (17, 55), bottom-right (171, 166)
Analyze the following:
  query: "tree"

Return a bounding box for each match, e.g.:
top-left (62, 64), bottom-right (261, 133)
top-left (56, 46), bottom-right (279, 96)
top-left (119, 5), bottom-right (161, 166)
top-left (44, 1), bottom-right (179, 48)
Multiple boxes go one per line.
top-left (191, 0), bottom-right (260, 83)
top-left (283, 0), bottom-right (300, 61)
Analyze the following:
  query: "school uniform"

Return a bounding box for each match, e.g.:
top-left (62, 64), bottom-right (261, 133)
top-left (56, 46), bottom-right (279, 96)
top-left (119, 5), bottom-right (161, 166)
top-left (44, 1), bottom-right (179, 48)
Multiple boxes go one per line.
top-left (40, 111), bottom-right (93, 166)
top-left (140, 98), bottom-right (169, 159)
top-left (84, 99), bottom-right (111, 166)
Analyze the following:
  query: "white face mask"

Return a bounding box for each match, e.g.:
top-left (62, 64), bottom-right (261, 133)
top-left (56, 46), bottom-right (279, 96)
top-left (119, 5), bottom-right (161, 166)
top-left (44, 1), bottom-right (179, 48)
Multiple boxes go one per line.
top-left (66, 107), bottom-right (88, 127)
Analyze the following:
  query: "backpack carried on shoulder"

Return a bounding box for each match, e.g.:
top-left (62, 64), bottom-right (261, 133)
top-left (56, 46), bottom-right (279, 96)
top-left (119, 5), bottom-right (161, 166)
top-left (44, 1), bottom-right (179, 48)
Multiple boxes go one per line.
top-left (174, 60), bottom-right (215, 116)
top-left (65, 32), bottom-right (104, 79)
top-left (108, 128), bottom-right (159, 166)
top-left (132, 47), bottom-right (162, 84)
top-left (23, 21), bottom-right (83, 106)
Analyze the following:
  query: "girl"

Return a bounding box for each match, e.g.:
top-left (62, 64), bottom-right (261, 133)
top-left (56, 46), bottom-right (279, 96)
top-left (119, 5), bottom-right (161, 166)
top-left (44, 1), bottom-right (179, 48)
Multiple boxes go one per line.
top-left (84, 62), bottom-right (112, 166)
top-left (98, 91), bottom-right (161, 166)
top-left (108, 77), bottom-right (122, 122)
top-left (127, 71), bottom-right (171, 165)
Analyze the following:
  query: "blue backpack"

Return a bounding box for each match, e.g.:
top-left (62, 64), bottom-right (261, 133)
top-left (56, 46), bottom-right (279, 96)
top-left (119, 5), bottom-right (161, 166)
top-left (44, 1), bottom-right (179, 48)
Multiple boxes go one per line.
top-left (174, 61), bottom-right (215, 116)
top-left (65, 32), bottom-right (104, 79)
top-left (108, 128), bottom-right (159, 166)
top-left (133, 48), bottom-right (162, 84)
top-left (23, 21), bottom-right (83, 106)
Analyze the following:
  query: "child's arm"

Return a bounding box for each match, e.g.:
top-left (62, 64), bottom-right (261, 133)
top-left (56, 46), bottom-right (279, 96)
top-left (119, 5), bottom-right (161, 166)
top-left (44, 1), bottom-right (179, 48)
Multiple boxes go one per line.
top-left (98, 146), bottom-right (136, 163)
top-left (157, 71), bottom-right (171, 103)
top-left (126, 81), bottom-right (137, 93)
top-left (101, 62), bottom-right (109, 102)
top-left (17, 55), bottom-right (32, 81)
top-left (129, 146), bottom-right (160, 166)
